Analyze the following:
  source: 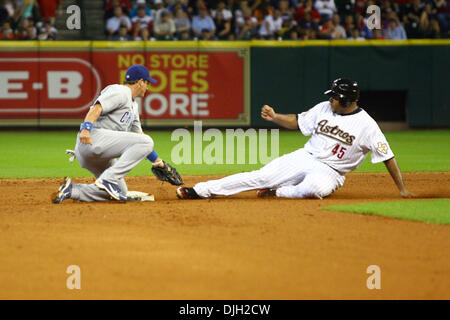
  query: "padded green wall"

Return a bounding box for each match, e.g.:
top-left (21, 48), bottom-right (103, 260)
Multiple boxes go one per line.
top-left (250, 44), bottom-right (449, 128)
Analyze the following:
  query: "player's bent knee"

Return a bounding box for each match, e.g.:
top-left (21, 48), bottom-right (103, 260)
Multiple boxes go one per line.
top-left (141, 134), bottom-right (154, 151)
top-left (293, 179), bottom-right (334, 199)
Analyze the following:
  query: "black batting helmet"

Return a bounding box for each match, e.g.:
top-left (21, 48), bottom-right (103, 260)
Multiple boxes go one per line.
top-left (324, 78), bottom-right (360, 107)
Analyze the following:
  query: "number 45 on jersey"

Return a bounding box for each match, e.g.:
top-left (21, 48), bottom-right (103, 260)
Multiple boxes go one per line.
top-left (332, 144), bottom-right (347, 159)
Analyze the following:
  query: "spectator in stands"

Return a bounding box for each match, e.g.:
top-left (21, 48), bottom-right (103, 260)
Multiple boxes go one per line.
top-left (347, 27), bottom-right (365, 40)
top-left (15, 17), bottom-right (36, 39)
top-left (15, 0), bottom-right (40, 24)
top-left (192, 6), bottom-right (216, 38)
top-left (279, 0), bottom-right (294, 22)
top-left (169, 0), bottom-right (188, 13)
top-left (113, 23), bottom-right (133, 40)
top-left (0, 6), bottom-right (8, 26)
top-left (130, 0), bottom-right (152, 18)
top-left (173, 7), bottom-right (190, 39)
top-left (315, 0), bottom-right (336, 20)
top-left (288, 28), bottom-right (299, 40)
top-left (419, 2), bottom-right (441, 37)
top-left (299, 11), bottom-right (319, 31)
top-left (233, 0), bottom-right (248, 20)
top-left (252, 0), bottom-right (272, 25)
top-left (212, 1), bottom-right (233, 21)
top-left (131, 5), bottom-right (153, 40)
top-left (152, 0), bottom-right (166, 23)
top-left (259, 8), bottom-right (283, 39)
top-left (1, 1), bottom-right (15, 24)
top-left (37, 0), bottom-right (62, 25)
top-left (0, 20), bottom-right (15, 39)
top-left (343, 13), bottom-right (356, 35)
top-left (435, 0), bottom-right (449, 34)
top-left (235, 7), bottom-right (258, 39)
top-left (105, 0), bottom-right (132, 19)
top-left (302, 24), bottom-right (318, 39)
top-left (384, 17), bottom-right (407, 39)
top-left (318, 16), bottom-right (334, 38)
top-left (198, 27), bottom-right (216, 40)
top-left (353, 0), bottom-right (366, 15)
top-left (297, 0), bottom-right (321, 24)
top-left (153, 9), bottom-right (176, 40)
top-left (106, 6), bottom-right (132, 38)
top-left (372, 28), bottom-right (384, 39)
top-left (38, 20), bottom-right (57, 40)
top-left (381, 0), bottom-right (397, 22)
top-left (279, 17), bottom-right (295, 38)
top-left (359, 22), bottom-right (374, 39)
top-left (402, 0), bottom-right (423, 38)
top-left (331, 12), bottom-right (346, 38)
top-left (214, 9), bottom-right (232, 39)
top-left (189, 0), bottom-right (207, 17)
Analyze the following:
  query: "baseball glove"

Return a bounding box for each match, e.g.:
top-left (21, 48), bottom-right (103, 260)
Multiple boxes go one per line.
top-left (151, 161), bottom-right (183, 186)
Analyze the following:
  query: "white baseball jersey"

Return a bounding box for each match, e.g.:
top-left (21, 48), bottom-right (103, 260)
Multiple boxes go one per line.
top-left (93, 84), bottom-right (142, 133)
top-left (297, 101), bottom-right (394, 174)
top-left (192, 100), bottom-right (395, 199)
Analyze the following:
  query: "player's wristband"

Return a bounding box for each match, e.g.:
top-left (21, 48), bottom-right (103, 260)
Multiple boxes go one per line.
top-left (147, 150), bottom-right (159, 162)
top-left (80, 121), bottom-right (93, 132)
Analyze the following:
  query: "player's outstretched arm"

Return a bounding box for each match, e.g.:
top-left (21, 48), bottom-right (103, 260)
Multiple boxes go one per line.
top-left (383, 157), bottom-right (414, 198)
top-left (79, 103), bottom-right (102, 145)
top-left (261, 105), bottom-right (298, 130)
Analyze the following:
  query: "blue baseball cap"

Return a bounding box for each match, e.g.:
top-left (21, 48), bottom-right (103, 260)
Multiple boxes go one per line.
top-left (125, 65), bottom-right (157, 84)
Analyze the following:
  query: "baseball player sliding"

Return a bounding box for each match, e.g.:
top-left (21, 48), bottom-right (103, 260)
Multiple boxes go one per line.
top-left (177, 78), bottom-right (413, 200)
top-left (52, 65), bottom-right (182, 203)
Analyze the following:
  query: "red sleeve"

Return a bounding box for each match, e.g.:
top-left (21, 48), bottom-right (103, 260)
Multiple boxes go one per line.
top-left (105, 0), bottom-right (113, 10)
top-left (296, 8), bottom-right (305, 20)
top-left (311, 9), bottom-right (321, 20)
top-left (122, 0), bottom-right (132, 11)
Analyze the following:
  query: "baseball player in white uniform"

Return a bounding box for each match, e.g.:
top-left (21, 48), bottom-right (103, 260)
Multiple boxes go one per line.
top-left (52, 64), bottom-right (182, 203)
top-left (176, 78), bottom-right (413, 200)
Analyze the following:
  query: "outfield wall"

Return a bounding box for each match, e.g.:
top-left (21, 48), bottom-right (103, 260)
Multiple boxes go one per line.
top-left (0, 40), bottom-right (448, 128)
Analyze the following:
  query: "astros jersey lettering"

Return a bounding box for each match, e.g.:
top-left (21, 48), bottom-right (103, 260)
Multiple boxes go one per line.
top-left (298, 101), bottom-right (394, 174)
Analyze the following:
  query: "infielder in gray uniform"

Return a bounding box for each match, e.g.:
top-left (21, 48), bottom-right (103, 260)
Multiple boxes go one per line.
top-left (52, 65), bottom-right (182, 203)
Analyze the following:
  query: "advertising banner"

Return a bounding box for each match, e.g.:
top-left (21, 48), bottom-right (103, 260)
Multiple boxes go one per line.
top-left (0, 42), bottom-right (250, 127)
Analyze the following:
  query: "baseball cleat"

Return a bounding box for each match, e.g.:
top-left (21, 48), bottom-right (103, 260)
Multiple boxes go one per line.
top-left (176, 187), bottom-right (201, 199)
top-left (52, 177), bottom-right (73, 204)
top-left (95, 179), bottom-right (127, 201)
top-left (256, 188), bottom-right (277, 198)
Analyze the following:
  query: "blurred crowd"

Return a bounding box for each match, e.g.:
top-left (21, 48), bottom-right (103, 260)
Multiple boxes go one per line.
top-left (1, 0), bottom-right (449, 41)
top-left (105, 0), bottom-right (449, 40)
top-left (0, 0), bottom-right (61, 40)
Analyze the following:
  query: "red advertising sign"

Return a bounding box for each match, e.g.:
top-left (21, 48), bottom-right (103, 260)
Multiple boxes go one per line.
top-left (0, 43), bottom-right (250, 126)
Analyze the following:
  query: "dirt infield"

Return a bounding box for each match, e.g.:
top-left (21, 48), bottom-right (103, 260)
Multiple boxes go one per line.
top-left (0, 172), bottom-right (449, 300)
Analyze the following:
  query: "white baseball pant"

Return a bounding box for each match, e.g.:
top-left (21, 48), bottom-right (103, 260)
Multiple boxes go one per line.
top-left (193, 148), bottom-right (345, 199)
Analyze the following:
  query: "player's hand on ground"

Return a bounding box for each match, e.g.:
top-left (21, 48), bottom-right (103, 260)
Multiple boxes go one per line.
top-left (261, 105), bottom-right (276, 122)
top-left (79, 129), bottom-right (92, 145)
top-left (400, 188), bottom-right (415, 198)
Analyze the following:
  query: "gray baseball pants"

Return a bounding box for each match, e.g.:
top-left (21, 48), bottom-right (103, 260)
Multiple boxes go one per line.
top-left (70, 128), bottom-right (154, 202)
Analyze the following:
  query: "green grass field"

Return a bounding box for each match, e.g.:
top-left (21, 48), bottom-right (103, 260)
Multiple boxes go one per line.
top-left (324, 199), bottom-right (450, 225)
top-left (0, 130), bottom-right (449, 178)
